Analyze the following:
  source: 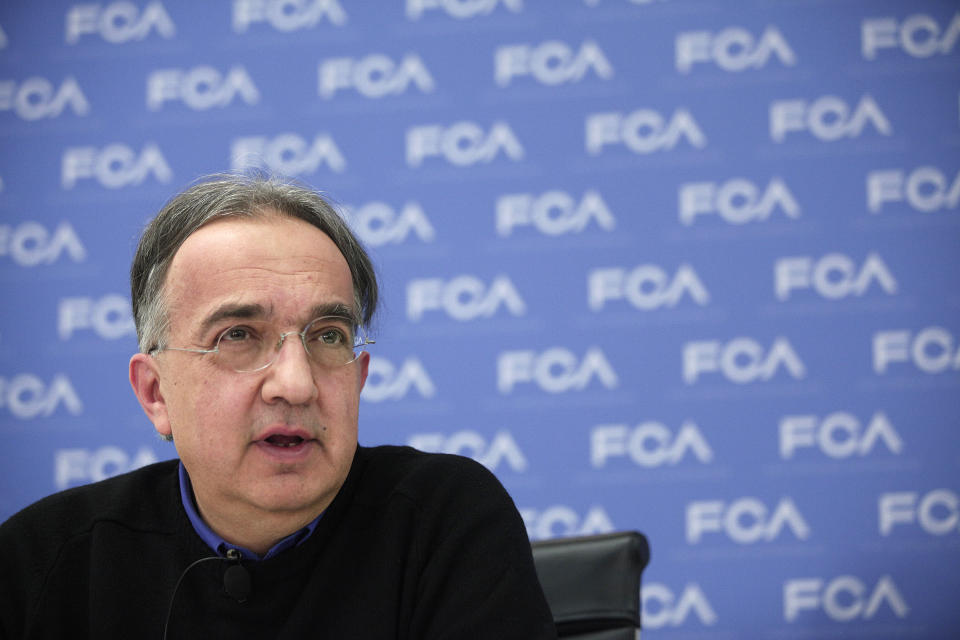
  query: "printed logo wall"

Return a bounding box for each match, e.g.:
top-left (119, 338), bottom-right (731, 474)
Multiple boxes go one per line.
top-left (1, 0), bottom-right (959, 636)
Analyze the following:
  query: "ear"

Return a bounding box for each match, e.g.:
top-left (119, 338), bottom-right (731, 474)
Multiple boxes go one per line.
top-left (129, 352), bottom-right (172, 439)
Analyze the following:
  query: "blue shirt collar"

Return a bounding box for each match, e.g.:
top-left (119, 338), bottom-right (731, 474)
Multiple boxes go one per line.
top-left (178, 462), bottom-right (322, 561)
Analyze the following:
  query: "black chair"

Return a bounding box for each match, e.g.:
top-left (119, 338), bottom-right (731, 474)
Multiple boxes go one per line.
top-left (531, 531), bottom-right (650, 640)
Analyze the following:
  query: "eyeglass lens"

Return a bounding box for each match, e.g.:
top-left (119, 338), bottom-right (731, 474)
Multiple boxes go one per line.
top-left (216, 316), bottom-right (365, 372)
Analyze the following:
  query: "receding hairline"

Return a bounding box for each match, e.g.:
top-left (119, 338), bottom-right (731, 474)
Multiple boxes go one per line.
top-left (162, 214), bottom-right (362, 330)
top-left (131, 172), bottom-right (378, 353)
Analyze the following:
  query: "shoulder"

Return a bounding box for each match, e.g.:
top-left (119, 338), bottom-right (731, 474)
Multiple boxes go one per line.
top-left (0, 459), bottom-right (181, 548)
top-left (349, 445), bottom-right (529, 554)
top-left (355, 445), bottom-right (512, 510)
top-left (347, 447), bottom-right (554, 638)
top-left (0, 460), bottom-right (181, 637)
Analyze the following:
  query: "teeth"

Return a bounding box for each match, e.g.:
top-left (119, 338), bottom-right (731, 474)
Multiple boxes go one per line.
top-left (265, 440), bottom-right (302, 447)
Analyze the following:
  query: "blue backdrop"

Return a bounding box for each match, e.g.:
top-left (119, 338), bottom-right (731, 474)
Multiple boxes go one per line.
top-left (1, 1), bottom-right (959, 636)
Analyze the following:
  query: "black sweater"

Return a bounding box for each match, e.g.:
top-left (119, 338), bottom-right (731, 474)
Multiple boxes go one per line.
top-left (0, 445), bottom-right (556, 639)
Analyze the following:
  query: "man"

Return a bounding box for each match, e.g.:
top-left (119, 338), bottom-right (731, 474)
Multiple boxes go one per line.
top-left (0, 174), bottom-right (556, 638)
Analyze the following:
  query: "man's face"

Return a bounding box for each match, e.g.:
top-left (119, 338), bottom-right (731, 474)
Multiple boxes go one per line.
top-left (135, 214), bottom-right (368, 528)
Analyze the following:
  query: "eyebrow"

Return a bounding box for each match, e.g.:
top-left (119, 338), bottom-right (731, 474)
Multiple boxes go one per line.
top-left (309, 302), bottom-right (359, 325)
top-left (199, 303), bottom-right (269, 337)
top-left (197, 301), bottom-right (359, 337)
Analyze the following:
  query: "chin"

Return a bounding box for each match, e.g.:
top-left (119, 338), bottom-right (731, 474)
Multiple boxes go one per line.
top-left (255, 482), bottom-right (334, 514)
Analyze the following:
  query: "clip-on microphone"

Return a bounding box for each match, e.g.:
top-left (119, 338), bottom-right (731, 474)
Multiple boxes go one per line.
top-left (162, 548), bottom-right (252, 639)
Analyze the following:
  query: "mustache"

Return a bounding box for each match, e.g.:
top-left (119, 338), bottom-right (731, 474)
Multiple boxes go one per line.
top-left (252, 407), bottom-right (327, 439)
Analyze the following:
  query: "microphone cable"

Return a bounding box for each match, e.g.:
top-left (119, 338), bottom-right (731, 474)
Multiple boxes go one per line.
top-left (161, 548), bottom-right (251, 640)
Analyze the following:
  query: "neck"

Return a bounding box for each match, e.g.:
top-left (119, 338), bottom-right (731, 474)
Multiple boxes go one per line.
top-left (201, 500), bottom-right (322, 557)
top-left (179, 464), bottom-right (326, 557)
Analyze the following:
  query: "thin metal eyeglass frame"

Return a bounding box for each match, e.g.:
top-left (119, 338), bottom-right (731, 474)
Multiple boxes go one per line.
top-left (150, 316), bottom-right (375, 373)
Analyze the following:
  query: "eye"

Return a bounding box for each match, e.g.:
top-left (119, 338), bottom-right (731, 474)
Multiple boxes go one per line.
top-left (219, 325), bottom-right (258, 345)
top-left (317, 328), bottom-right (346, 345)
top-left (226, 327), bottom-right (249, 341)
top-left (305, 319), bottom-right (353, 348)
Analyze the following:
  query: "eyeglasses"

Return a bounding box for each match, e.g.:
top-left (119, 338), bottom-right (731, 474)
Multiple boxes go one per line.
top-left (153, 316), bottom-right (374, 373)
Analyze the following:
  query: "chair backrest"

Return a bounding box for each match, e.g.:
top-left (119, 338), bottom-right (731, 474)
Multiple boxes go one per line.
top-left (531, 531), bottom-right (650, 640)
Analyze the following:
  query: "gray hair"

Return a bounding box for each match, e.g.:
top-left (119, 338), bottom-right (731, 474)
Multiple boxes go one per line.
top-left (131, 172), bottom-right (378, 353)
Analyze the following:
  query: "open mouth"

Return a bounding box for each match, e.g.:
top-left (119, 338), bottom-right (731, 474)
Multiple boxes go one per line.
top-left (264, 434), bottom-right (305, 448)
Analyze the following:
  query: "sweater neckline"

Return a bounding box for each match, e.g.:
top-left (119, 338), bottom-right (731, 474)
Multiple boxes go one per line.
top-left (170, 446), bottom-right (368, 584)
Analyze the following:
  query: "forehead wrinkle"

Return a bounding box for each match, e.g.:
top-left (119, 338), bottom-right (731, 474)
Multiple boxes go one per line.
top-left (226, 259), bottom-right (349, 285)
top-left (165, 217), bottom-right (355, 339)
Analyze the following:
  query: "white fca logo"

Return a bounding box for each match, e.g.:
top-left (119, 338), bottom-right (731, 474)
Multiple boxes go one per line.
top-left (774, 253), bottom-right (898, 301)
top-left (780, 412), bottom-right (903, 459)
top-left (588, 264), bottom-right (709, 311)
top-left (770, 94), bottom-right (892, 142)
top-left (343, 201), bottom-right (435, 246)
top-left (591, 421), bottom-right (713, 468)
top-left (408, 430), bottom-right (527, 472)
top-left (784, 576), bottom-right (909, 622)
top-left (55, 447), bottom-right (159, 490)
top-left (496, 190), bottom-right (614, 237)
top-left (406, 121), bottom-right (524, 167)
top-left (642, 583), bottom-right (718, 629)
top-left (407, 275), bottom-right (525, 321)
top-left (873, 327), bottom-right (960, 374)
top-left (147, 65), bottom-right (260, 111)
top-left (683, 337), bottom-right (806, 385)
top-left (495, 39), bottom-right (613, 87)
top-left (361, 357), bottom-right (436, 402)
top-left (0, 374), bottom-right (83, 419)
top-left (686, 497), bottom-right (811, 544)
top-left (405, 0), bottom-right (522, 20)
top-left (678, 177), bottom-right (800, 226)
top-left (62, 143), bottom-right (172, 189)
top-left (867, 167), bottom-right (960, 213)
top-left (586, 108), bottom-right (706, 155)
top-left (879, 489), bottom-right (960, 536)
top-left (862, 13), bottom-right (960, 59)
top-left (675, 25), bottom-right (796, 73)
top-left (498, 347), bottom-right (618, 394)
top-left (0, 221), bottom-right (86, 267)
top-left (319, 53), bottom-right (434, 99)
top-left (233, 0), bottom-right (347, 32)
top-left (231, 133), bottom-right (346, 175)
top-left (0, 76), bottom-right (89, 121)
top-left (65, 2), bottom-right (175, 44)
top-left (59, 295), bottom-right (136, 340)
top-left (521, 505), bottom-right (614, 541)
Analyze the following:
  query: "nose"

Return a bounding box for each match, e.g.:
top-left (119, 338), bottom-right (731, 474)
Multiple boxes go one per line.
top-left (260, 332), bottom-right (318, 406)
